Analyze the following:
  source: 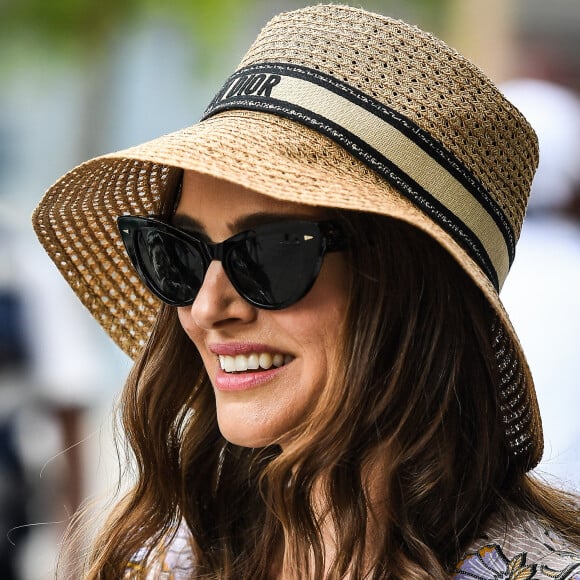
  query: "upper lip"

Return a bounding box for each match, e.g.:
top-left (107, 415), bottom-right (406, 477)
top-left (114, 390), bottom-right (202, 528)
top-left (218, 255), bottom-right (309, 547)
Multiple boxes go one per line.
top-left (209, 342), bottom-right (290, 356)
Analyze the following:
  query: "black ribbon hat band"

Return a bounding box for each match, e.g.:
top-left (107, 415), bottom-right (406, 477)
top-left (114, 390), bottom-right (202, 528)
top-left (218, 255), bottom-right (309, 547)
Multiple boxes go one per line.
top-left (202, 63), bottom-right (516, 292)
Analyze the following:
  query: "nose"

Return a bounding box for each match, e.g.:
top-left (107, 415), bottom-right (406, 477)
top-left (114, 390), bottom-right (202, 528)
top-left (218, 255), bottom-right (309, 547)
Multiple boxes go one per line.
top-left (186, 260), bottom-right (258, 330)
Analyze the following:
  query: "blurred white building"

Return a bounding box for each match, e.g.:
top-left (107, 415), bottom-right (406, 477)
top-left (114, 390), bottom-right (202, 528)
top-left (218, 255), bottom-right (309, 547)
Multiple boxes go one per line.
top-left (501, 78), bottom-right (580, 490)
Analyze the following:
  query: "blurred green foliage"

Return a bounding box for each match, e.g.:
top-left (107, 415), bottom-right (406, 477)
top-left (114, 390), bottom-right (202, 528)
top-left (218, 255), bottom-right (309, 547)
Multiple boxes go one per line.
top-left (0, 0), bottom-right (449, 74)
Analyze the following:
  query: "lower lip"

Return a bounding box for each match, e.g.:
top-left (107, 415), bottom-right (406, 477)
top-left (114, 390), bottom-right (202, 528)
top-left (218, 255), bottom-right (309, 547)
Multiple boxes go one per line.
top-left (214, 364), bottom-right (288, 391)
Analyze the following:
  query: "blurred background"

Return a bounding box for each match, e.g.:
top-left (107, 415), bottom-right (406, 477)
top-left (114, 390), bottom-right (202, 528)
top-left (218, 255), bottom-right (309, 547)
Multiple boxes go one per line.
top-left (1, 0), bottom-right (579, 578)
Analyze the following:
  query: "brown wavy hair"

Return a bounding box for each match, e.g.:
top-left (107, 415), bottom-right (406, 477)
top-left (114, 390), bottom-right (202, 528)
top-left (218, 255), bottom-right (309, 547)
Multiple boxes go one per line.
top-left (73, 210), bottom-right (579, 579)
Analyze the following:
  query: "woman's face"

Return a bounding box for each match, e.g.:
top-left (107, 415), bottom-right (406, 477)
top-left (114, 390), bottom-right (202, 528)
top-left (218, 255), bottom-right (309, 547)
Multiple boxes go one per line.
top-left (176, 171), bottom-right (350, 447)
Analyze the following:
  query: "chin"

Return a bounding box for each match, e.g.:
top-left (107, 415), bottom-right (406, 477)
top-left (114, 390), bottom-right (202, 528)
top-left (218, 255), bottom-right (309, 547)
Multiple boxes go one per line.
top-left (220, 431), bottom-right (274, 449)
top-left (217, 420), bottom-right (287, 449)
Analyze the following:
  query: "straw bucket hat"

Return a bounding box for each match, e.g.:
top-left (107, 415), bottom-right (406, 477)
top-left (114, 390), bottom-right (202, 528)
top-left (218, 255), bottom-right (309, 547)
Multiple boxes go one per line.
top-left (32, 4), bottom-right (542, 470)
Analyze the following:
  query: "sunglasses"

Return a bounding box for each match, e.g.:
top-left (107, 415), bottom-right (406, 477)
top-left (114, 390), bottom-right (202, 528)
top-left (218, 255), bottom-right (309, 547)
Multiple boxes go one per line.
top-left (117, 215), bottom-right (347, 310)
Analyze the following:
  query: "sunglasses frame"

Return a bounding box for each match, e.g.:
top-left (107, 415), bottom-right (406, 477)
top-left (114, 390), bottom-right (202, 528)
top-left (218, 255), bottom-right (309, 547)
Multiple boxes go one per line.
top-left (117, 215), bottom-right (347, 310)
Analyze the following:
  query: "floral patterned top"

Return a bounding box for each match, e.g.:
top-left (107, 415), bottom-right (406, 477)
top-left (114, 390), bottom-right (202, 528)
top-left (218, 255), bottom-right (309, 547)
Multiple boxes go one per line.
top-left (453, 508), bottom-right (579, 579)
top-left (124, 520), bottom-right (196, 579)
top-left (125, 507), bottom-right (580, 579)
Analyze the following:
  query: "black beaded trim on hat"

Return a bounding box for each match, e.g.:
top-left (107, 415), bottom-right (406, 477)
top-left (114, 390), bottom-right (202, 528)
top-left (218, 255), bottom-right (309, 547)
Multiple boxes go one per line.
top-left (202, 62), bottom-right (516, 292)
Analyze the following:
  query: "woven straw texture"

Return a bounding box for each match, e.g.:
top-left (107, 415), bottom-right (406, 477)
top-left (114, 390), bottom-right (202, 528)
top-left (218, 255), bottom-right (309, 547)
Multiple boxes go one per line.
top-left (32, 4), bottom-right (541, 469)
top-left (239, 5), bottom-right (537, 238)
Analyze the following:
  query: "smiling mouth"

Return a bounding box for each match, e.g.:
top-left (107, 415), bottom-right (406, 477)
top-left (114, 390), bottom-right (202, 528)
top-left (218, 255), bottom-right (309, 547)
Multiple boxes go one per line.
top-left (218, 352), bottom-right (294, 373)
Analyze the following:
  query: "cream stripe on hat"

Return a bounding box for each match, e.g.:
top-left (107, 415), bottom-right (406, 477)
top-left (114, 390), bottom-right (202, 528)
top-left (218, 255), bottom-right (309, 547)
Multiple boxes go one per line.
top-left (203, 63), bottom-right (517, 290)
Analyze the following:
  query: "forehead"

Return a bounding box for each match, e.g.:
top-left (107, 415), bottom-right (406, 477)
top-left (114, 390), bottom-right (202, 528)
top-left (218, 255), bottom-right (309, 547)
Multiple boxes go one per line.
top-left (177, 170), bottom-right (327, 227)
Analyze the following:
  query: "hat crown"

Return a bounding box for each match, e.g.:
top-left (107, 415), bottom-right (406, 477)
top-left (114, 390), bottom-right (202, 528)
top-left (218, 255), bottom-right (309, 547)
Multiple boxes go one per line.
top-left (237, 4), bottom-right (538, 251)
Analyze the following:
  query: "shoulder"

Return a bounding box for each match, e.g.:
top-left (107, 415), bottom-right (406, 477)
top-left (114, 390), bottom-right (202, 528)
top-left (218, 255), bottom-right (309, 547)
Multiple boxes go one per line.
top-left (453, 507), bottom-right (580, 579)
top-left (124, 520), bottom-right (196, 579)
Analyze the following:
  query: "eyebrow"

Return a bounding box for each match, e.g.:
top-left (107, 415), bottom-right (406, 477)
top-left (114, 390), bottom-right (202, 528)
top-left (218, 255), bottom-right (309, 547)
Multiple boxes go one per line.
top-left (171, 214), bottom-right (206, 235)
top-left (172, 211), bottom-right (320, 240)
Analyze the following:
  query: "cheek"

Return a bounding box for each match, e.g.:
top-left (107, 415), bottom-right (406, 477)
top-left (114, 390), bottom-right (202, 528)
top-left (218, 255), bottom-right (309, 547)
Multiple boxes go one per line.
top-left (313, 258), bottom-right (350, 377)
top-left (177, 307), bottom-right (203, 348)
top-left (279, 256), bottom-right (350, 374)
top-left (176, 307), bottom-right (191, 335)
top-left (309, 254), bottom-right (350, 336)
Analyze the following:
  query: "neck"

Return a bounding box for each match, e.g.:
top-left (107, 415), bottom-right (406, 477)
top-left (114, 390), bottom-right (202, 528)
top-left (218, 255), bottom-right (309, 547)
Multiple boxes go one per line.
top-left (274, 446), bottom-right (390, 579)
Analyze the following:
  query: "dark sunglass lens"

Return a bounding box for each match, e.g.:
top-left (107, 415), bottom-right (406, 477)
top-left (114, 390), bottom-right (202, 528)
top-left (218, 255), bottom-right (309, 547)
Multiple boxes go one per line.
top-left (228, 223), bottom-right (324, 308)
top-left (135, 228), bottom-right (205, 305)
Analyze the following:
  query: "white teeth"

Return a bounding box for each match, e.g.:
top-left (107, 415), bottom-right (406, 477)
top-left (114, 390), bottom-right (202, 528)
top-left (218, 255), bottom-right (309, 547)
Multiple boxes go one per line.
top-left (259, 352), bottom-right (273, 370)
top-left (222, 355), bottom-right (236, 373)
top-left (218, 352), bottom-right (293, 373)
top-left (234, 355), bottom-right (246, 372)
top-left (247, 353), bottom-right (259, 370)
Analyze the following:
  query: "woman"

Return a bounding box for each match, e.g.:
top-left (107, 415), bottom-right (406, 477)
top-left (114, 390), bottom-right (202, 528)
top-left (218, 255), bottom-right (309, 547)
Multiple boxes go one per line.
top-left (33, 4), bottom-right (579, 579)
